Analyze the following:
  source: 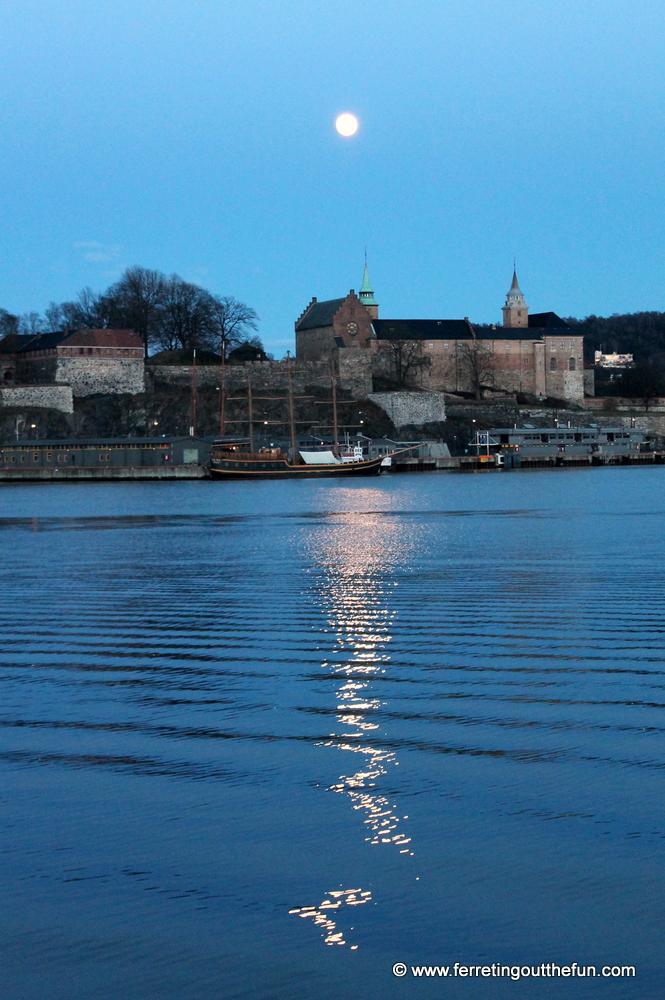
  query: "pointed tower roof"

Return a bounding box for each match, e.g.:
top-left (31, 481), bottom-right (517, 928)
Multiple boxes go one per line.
top-left (504, 267), bottom-right (527, 308)
top-left (359, 259), bottom-right (378, 307)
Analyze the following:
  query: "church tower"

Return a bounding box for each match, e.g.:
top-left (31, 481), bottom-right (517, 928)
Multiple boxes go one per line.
top-left (502, 268), bottom-right (529, 328)
top-left (359, 259), bottom-right (379, 320)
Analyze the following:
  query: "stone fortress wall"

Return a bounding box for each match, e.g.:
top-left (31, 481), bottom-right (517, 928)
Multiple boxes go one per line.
top-left (0, 385), bottom-right (73, 413)
top-left (55, 357), bottom-right (145, 396)
top-left (16, 355), bottom-right (145, 397)
top-left (147, 350), bottom-right (373, 400)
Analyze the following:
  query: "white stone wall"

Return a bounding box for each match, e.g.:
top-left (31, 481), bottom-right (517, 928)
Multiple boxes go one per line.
top-left (0, 384), bottom-right (74, 413)
top-left (368, 391), bottom-right (446, 429)
top-left (562, 371), bottom-right (585, 402)
top-left (56, 357), bottom-right (145, 396)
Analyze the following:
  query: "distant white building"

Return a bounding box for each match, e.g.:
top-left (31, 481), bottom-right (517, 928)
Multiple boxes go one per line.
top-left (594, 351), bottom-right (634, 368)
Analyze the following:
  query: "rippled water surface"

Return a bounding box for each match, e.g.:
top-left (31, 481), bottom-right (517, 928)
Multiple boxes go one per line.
top-left (1, 469), bottom-right (664, 999)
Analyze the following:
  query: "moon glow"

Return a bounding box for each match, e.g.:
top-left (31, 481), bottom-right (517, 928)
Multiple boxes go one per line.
top-left (335, 113), bottom-right (359, 137)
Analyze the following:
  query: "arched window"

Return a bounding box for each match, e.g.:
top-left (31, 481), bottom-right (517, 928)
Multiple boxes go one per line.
top-left (549, 357), bottom-right (557, 371)
top-left (3, 369), bottom-right (13, 381)
top-left (568, 357), bottom-right (576, 371)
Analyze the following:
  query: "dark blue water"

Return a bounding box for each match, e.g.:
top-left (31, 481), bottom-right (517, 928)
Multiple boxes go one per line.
top-left (1, 469), bottom-right (664, 999)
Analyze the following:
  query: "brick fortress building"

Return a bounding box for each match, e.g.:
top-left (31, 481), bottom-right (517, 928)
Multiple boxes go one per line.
top-left (2, 328), bottom-right (144, 396)
top-left (295, 267), bottom-right (590, 401)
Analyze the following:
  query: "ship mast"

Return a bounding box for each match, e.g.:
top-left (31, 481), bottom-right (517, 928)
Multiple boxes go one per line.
top-left (219, 340), bottom-right (226, 434)
top-left (190, 347), bottom-right (197, 437)
top-left (331, 358), bottom-right (339, 457)
top-left (287, 352), bottom-right (297, 464)
top-left (247, 368), bottom-right (255, 453)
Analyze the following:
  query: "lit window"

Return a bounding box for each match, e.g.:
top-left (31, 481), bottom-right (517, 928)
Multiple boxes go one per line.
top-left (505, 343), bottom-right (511, 351)
top-left (428, 343), bottom-right (434, 349)
top-left (443, 342), bottom-right (449, 349)
top-left (569, 341), bottom-right (575, 350)
top-left (550, 342), bottom-right (556, 351)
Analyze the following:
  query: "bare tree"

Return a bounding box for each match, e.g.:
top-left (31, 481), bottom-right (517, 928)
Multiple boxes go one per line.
top-left (0, 309), bottom-right (19, 338)
top-left (44, 302), bottom-right (65, 330)
top-left (18, 312), bottom-right (45, 336)
top-left (157, 276), bottom-right (215, 352)
top-left (458, 340), bottom-right (496, 399)
top-left (208, 295), bottom-right (259, 358)
top-left (37, 270), bottom-right (260, 360)
top-left (53, 288), bottom-right (115, 330)
top-left (107, 266), bottom-right (167, 358)
top-left (381, 337), bottom-right (431, 389)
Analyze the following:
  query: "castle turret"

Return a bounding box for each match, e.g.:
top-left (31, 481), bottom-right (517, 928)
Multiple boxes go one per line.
top-left (502, 268), bottom-right (528, 328)
top-left (359, 260), bottom-right (379, 320)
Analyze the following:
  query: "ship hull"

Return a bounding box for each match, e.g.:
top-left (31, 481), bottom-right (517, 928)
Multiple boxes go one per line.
top-left (210, 455), bottom-right (384, 479)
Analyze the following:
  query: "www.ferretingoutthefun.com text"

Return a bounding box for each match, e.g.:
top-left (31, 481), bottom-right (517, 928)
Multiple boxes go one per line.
top-left (391, 962), bottom-right (635, 980)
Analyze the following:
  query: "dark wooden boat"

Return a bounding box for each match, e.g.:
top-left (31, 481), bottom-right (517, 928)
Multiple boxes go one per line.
top-left (209, 360), bottom-right (415, 479)
top-left (210, 444), bottom-right (385, 479)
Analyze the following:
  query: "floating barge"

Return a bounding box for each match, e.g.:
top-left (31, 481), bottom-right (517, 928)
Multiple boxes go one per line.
top-left (460, 425), bottom-right (665, 471)
top-left (0, 437), bottom-right (212, 481)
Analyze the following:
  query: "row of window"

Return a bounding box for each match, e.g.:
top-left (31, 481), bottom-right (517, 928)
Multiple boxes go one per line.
top-left (551, 357), bottom-right (577, 371)
top-left (0, 452), bottom-right (113, 463)
top-left (428, 341), bottom-right (580, 352)
top-left (60, 348), bottom-right (142, 356)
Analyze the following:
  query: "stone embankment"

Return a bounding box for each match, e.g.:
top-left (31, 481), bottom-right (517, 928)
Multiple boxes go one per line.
top-left (0, 466), bottom-right (207, 481)
top-left (368, 392), bottom-right (446, 430)
top-left (0, 385), bottom-right (73, 413)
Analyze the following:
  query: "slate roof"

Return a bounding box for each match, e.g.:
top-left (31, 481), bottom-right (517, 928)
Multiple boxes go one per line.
top-left (18, 328), bottom-right (142, 352)
top-left (528, 312), bottom-right (570, 329)
top-left (474, 326), bottom-right (541, 341)
top-left (372, 319), bottom-right (474, 340)
top-left (17, 331), bottom-right (67, 352)
top-left (12, 436), bottom-right (213, 446)
top-left (0, 333), bottom-right (35, 354)
top-left (295, 299), bottom-right (346, 331)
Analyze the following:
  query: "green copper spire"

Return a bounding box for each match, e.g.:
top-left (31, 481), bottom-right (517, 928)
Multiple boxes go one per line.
top-left (359, 255), bottom-right (378, 307)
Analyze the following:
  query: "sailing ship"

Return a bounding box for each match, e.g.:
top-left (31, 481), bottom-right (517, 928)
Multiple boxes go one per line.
top-left (210, 442), bottom-right (386, 479)
top-left (209, 358), bottom-right (405, 479)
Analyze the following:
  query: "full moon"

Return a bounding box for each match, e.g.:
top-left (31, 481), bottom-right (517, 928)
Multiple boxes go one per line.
top-left (335, 113), bottom-right (359, 137)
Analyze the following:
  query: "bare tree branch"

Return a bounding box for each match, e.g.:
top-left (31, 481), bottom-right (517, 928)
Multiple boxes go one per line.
top-left (458, 340), bottom-right (496, 399)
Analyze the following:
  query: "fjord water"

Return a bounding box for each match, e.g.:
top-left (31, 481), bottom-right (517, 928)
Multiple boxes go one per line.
top-left (1, 469), bottom-right (663, 1000)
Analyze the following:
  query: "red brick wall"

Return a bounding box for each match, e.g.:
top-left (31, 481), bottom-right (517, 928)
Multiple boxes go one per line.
top-left (332, 292), bottom-right (374, 349)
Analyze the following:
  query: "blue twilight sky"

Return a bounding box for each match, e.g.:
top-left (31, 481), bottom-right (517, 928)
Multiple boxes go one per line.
top-left (1, 0), bottom-right (664, 356)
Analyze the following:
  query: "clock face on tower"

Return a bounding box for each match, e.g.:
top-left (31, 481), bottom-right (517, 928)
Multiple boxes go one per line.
top-left (347, 322), bottom-right (358, 336)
